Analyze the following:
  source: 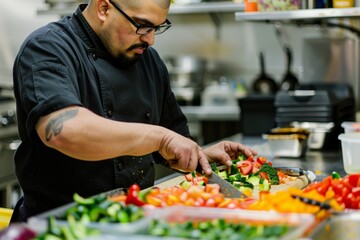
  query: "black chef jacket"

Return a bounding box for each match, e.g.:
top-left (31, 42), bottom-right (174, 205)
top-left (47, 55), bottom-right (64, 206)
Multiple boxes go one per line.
top-left (12, 4), bottom-right (190, 220)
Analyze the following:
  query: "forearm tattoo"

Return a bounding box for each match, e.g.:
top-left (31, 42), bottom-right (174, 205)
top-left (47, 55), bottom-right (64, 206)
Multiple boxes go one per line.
top-left (45, 109), bottom-right (79, 141)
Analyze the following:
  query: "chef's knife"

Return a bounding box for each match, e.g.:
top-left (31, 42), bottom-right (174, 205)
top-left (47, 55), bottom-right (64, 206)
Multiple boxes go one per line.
top-left (207, 171), bottom-right (248, 198)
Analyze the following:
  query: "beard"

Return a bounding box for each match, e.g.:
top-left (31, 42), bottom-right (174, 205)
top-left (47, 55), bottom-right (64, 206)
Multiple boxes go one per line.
top-left (98, 26), bottom-right (149, 67)
top-left (115, 43), bottom-right (149, 67)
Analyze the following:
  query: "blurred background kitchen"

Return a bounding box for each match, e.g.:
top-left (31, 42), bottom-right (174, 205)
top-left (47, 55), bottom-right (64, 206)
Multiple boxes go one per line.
top-left (1, 0), bottom-right (360, 208)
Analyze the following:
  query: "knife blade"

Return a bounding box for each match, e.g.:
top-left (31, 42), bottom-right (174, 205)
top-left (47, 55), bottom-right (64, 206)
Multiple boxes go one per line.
top-left (207, 171), bottom-right (248, 198)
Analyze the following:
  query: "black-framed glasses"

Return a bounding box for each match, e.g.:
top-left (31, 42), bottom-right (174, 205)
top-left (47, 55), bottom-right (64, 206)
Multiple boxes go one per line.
top-left (109, 0), bottom-right (172, 35)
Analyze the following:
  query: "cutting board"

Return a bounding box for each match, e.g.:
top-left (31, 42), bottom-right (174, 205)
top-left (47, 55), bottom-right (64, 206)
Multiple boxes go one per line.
top-left (154, 174), bottom-right (310, 199)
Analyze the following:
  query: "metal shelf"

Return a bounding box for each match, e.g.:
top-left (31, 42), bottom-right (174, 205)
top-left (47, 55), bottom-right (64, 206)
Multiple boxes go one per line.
top-left (37, 1), bottom-right (245, 16)
top-left (169, 2), bottom-right (244, 14)
top-left (235, 7), bottom-right (360, 22)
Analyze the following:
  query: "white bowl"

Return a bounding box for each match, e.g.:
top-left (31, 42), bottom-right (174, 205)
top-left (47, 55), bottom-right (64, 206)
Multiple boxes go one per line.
top-left (338, 133), bottom-right (360, 174)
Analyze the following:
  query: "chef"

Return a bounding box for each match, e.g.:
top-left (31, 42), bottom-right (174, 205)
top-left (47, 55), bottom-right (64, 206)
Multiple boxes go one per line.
top-left (11, 0), bottom-right (257, 222)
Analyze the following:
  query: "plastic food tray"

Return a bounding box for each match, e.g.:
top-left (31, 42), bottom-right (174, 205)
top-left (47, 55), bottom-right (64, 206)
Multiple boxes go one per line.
top-left (104, 206), bottom-right (315, 240)
top-left (27, 188), bottom-right (155, 235)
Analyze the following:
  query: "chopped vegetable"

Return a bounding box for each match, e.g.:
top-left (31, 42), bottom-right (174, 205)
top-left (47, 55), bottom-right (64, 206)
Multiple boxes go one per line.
top-left (125, 184), bottom-right (146, 206)
top-left (256, 163), bottom-right (280, 185)
top-left (32, 215), bottom-right (100, 240)
top-left (331, 171), bottom-right (341, 179)
top-left (148, 218), bottom-right (291, 240)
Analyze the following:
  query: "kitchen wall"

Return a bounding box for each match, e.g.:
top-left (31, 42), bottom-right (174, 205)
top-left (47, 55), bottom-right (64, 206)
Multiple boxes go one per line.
top-left (0, 0), bottom-right (58, 86)
top-left (1, 0), bottom-right (360, 107)
top-left (155, 12), bottom-right (360, 98)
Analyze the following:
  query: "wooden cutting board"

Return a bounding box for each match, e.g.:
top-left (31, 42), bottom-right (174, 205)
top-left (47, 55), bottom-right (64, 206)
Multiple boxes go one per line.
top-left (154, 174), bottom-right (310, 199)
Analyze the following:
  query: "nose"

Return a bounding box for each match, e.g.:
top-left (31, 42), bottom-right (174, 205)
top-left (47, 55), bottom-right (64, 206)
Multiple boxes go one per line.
top-left (139, 31), bottom-right (155, 46)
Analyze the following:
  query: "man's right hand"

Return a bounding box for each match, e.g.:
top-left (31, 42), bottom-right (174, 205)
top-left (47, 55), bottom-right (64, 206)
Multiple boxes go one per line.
top-left (158, 133), bottom-right (207, 173)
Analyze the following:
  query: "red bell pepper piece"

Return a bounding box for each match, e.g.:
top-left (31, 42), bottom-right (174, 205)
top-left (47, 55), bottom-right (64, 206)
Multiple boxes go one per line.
top-left (125, 184), bottom-right (146, 206)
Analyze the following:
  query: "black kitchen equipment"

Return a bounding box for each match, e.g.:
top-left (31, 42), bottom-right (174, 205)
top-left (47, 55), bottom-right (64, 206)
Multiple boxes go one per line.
top-left (238, 94), bottom-right (276, 136)
top-left (280, 46), bottom-right (299, 91)
top-left (251, 51), bottom-right (278, 95)
top-left (274, 22), bottom-right (299, 91)
top-left (274, 83), bottom-right (356, 150)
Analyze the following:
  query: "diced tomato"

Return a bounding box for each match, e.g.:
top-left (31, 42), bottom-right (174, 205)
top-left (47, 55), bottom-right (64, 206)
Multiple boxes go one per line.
top-left (257, 157), bottom-right (267, 165)
top-left (200, 192), bottom-right (211, 201)
top-left (187, 185), bottom-right (203, 199)
top-left (348, 174), bottom-right (360, 187)
top-left (237, 160), bottom-right (253, 175)
top-left (352, 187), bottom-right (360, 198)
top-left (330, 178), bottom-right (341, 193)
top-left (277, 171), bottom-right (286, 181)
top-left (185, 171), bottom-right (201, 181)
top-left (246, 156), bottom-right (254, 162)
top-left (205, 183), bottom-right (220, 194)
top-left (179, 192), bottom-right (189, 202)
top-left (344, 193), bottom-right (360, 209)
top-left (193, 197), bottom-right (205, 207)
top-left (185, 173), bottom-right (193, 181)
top-left (252, 162), bottom-right (262, 174)
top-left (213, 194), bottom-right (225, 205)
top-left (259, 171), bottom-right (269, 180)
top-left (204, 197), bottom-right (216, 207)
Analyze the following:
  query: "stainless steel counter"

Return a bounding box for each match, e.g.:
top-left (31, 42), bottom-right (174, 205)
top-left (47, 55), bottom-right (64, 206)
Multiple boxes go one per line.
top-left (180, 105), bottom-right (240, 145)
top-left (223, 133), bottom-right (346, 181)
top-left (180, 106), bottom-right (240, 121)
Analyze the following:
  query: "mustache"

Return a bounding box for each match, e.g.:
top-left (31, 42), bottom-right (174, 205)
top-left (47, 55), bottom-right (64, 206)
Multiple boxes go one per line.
top-left (128, 43), bottom-right (149, 51)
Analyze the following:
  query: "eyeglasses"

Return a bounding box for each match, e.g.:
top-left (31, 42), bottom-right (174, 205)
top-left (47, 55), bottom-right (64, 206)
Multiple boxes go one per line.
top-left (108, 0), bottom-right (172, 35)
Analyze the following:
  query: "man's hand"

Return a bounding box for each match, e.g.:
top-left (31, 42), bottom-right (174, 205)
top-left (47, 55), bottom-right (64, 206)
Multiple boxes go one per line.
top-left (158, 133), bottom-right (207, 173)
top-left (201, 141), bottom-right (258, 173)
top-left (158, 133), bottom-right (257, 176)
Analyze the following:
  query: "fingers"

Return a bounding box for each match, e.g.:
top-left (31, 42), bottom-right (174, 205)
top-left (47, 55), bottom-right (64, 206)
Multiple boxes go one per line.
top-left (169, 160), bottom-right (192, 173)
top-left (168, 150), bottom-right (198, 173)
top-left (226, 141), bottom-right (257, 157)
top-left (239, 144), bottom-right (258, 157)
top-left (161, 134), bottom-right (258, 175)
top-left (202, 141), bottom-right (258, 168)
top-left (198, 150), bottom-right (212, 175)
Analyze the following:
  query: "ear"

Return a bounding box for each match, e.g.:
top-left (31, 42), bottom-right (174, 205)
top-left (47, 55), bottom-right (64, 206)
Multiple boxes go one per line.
top-left (96, 0), bottom-right (110, 22)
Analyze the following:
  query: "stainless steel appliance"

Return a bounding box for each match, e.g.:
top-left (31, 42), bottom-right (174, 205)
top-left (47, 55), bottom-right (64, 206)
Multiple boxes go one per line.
top-left (274, 83), bottom-right (356, 150)
top-left (163, 55), bottom-right (207, 106)
top-left (302, 36), bottom-right (360, 111)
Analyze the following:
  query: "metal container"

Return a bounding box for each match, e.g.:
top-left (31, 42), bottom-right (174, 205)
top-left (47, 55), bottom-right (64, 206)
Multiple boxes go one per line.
top-left (263, 127), bottom-right (309, 158)
top-left (291, 122), bottom-right (335, 150)
top-left (309, 212), bottom-right (360, 240)
top-left (163, 55), bottom-right (207, 103)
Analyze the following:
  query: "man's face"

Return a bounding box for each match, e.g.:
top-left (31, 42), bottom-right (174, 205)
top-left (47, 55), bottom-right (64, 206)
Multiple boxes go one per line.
top-left (98, 0), bottom-right (170, 65)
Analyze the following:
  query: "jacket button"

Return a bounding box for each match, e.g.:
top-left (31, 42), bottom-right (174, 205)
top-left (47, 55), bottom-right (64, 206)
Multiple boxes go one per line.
top-left (146, 113), bottom-right (151, 120)
top-left (118, 163), bottom-right (123, 170)
top-left (92, 54), bottom-right (97, 60)
top-left (107, 110), bottom-right (113, 117)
